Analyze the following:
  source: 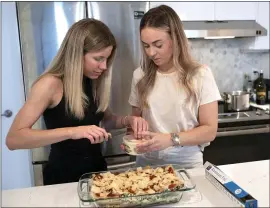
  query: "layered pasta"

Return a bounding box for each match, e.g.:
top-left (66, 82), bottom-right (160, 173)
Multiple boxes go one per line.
top-left (90, 165), bottom-right (184, 199)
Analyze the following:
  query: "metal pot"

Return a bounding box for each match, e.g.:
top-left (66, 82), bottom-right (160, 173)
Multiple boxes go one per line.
top-left (223, 91), bottom-right (250, 111)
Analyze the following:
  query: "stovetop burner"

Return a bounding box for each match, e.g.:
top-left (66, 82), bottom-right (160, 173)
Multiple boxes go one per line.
top-left (218, 112), bottom-right (250, 119)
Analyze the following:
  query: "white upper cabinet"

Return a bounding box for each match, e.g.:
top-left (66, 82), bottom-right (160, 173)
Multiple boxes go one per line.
top-left (252, 2), bottom-right (270, 50)
top-left (149, 2), bottom-right (215, 21)
top-left (150, 2), bottom-right (258, 21)
top-left (214, 2), bottom-right (258, 20)
top-left (150, 1), bottom-right (269, 50)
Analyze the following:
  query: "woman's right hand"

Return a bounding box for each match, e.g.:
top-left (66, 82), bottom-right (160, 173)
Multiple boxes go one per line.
top-left (127, 116), bottom-right (149, 139)
top-left (70, 125), bottom-right (110, 144)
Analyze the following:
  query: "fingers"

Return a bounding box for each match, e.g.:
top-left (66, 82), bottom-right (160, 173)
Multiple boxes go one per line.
top-left (72, 125), bottom-right (111, 144)
top-left (133, 118), bottom-right (138, 138)
top-left (136, 137), bottom-right (155, 149)
top-left (84, 132), bottom-right (95, 143)
top-left (108, 133), bottom-right (112, 139)
top-left (138, 131), bottom-right (150, 140)
top-left (94, 126), bottom-right (109, 141)
top-left (142, 119), bottom-right (148, 132)
top-left (140, 131), bottom-right (155, 139)
top-left (120, 143), bottom-right (125, 151)
top-left (88, 126), bottom-right (110, 144)
top-left (137, 142), bottom-right (157, 154)
top-left (132, 117), bottom-right (149, 139)
top-left (140, 131), bottom-right (150, 137)
top-left (88, 129), bottom-right (102, 143)
top-left (137, 118), bottom-right (143, 139)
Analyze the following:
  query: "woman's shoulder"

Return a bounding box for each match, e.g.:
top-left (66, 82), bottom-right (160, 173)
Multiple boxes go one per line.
top-left (193, 65), bottom-right (215, 82)
top-left (35, 74), bottom-right (62, 89)
top-left (31, 75), bottom-right (63, 100)
top-left (25, 75), bottom-right (63, 109)
top-left (133, 67), bottom-right (145, 80)
top-left (194, 65), bottom-right (211, 76)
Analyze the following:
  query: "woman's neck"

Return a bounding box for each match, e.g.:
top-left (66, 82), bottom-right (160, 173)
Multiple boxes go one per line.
top-left (158, 61), bottom-right (175, 74)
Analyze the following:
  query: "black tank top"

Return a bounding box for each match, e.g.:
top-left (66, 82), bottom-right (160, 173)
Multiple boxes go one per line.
top-left (43, 76), bottom-right (105, 159)
top-left (42, 76), bottom-right (107, 185)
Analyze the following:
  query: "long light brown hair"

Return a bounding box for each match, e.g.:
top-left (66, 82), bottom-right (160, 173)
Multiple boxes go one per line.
top-left (34, 18), bottom-right (116, 119)
top-left (137, 5), bottom-right (202, 108)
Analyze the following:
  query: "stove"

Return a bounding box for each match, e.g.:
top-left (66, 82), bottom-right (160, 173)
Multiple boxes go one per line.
top-left (217, 101), bottom-right (269, 137)
top-left (204, 101), bottom-right (270, 166)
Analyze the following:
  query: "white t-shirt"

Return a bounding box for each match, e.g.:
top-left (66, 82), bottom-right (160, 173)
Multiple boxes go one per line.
top-left (128, 66), bottom-right (221, 148)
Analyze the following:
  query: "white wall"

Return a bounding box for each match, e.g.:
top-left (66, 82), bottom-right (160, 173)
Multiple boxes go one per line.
top-left (1, 2), bottom-right (33, 190)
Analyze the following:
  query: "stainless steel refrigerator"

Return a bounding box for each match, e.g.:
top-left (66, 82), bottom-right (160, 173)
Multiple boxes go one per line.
top-left (16, 1), bottom-right (149, 186)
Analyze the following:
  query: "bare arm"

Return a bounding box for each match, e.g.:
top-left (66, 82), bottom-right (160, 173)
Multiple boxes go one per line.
top-left (177, 101), bottom-right (218, 145)
top-left (126, 106), bottom-right (143, 135)
top-left (102, 106), bottom-right (148, 138)
top-left (102, 108), bottom-right (126, 130)
top-left (137, 101), bottom-right (218, 152)
top-left (6, 76), bottom-right (73, 150)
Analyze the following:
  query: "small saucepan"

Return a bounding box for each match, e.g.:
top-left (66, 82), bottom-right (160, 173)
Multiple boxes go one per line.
top-left (222, 91), bottom-right (250, 111)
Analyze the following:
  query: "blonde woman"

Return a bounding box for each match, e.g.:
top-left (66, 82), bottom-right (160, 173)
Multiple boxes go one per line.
top-left (128, 5), bottom-right (221, 168)
top-left (6, 19), bottom-right (148, 185)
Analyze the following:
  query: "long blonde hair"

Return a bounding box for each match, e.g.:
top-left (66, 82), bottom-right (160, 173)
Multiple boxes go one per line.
top-left (34, 18), bottom-right (116, 119)
top-left (137, 5), bottom-right (202, 108)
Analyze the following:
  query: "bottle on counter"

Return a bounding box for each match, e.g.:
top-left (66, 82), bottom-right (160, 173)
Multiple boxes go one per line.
top-left (247, 80), bottom-right (256, 102)
top-left (253, 70), bottom-right (260, 89)
top-left (243, 73), bottom-right (250, 92)
top-left (255, 70), bottom-right (267, 105)
top-left (247, 80), bottom-right (253, 93)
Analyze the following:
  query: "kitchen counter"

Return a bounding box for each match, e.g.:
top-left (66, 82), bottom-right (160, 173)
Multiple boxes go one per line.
top-left (2, 160), bottom-right (269, 207)
top-left (218, 100), bottom-right (269, 124)
top-left (217, 109), bottom-right (269, 137)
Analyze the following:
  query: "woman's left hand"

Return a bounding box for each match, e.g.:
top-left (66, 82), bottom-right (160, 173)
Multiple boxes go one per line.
top-left (136, 131), bottom-right (173, 153)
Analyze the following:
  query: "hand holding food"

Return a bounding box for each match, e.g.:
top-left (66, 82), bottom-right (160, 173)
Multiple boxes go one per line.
top-left (136, 131), bottom-right (173, 153)
top-left (127, 116), bottom-right (149, 139)
top-left (70, 125), bottom-right (111, 144)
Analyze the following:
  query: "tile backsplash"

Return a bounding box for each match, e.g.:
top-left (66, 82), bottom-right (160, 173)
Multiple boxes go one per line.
top-left (190, 38), bottom-right (269, 93)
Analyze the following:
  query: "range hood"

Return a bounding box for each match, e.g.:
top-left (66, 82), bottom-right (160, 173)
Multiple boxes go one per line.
top-left (183, 20), bottom-right (267, 39)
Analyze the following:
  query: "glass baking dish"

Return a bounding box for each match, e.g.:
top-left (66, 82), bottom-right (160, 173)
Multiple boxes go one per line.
top-left (77, 164), bottom-right (196, 207)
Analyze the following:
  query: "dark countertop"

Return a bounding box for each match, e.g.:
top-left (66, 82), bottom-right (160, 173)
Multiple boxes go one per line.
top-left (218, 100), bottom-right (269, 126)
top-left (218, 110), bottom-right (269, 124)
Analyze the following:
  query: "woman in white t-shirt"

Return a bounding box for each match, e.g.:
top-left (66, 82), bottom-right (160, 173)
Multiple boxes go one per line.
top-left (128, 5), bottom-right (221, 168)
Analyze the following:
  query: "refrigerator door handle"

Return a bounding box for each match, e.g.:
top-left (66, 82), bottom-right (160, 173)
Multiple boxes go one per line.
top-left (107, 161), bottom-right (136, 170)
top-left (32, 161), bottom-right (48, 165)
top-left (32, 163), bottom-right (45, 186)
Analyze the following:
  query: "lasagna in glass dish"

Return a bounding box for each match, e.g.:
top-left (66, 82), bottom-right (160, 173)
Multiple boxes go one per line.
top-left (78, 164), bottom-right (196, 207)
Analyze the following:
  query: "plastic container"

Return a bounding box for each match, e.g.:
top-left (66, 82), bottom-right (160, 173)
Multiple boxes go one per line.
top-left (122, 135), bottom-right (146, 155)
